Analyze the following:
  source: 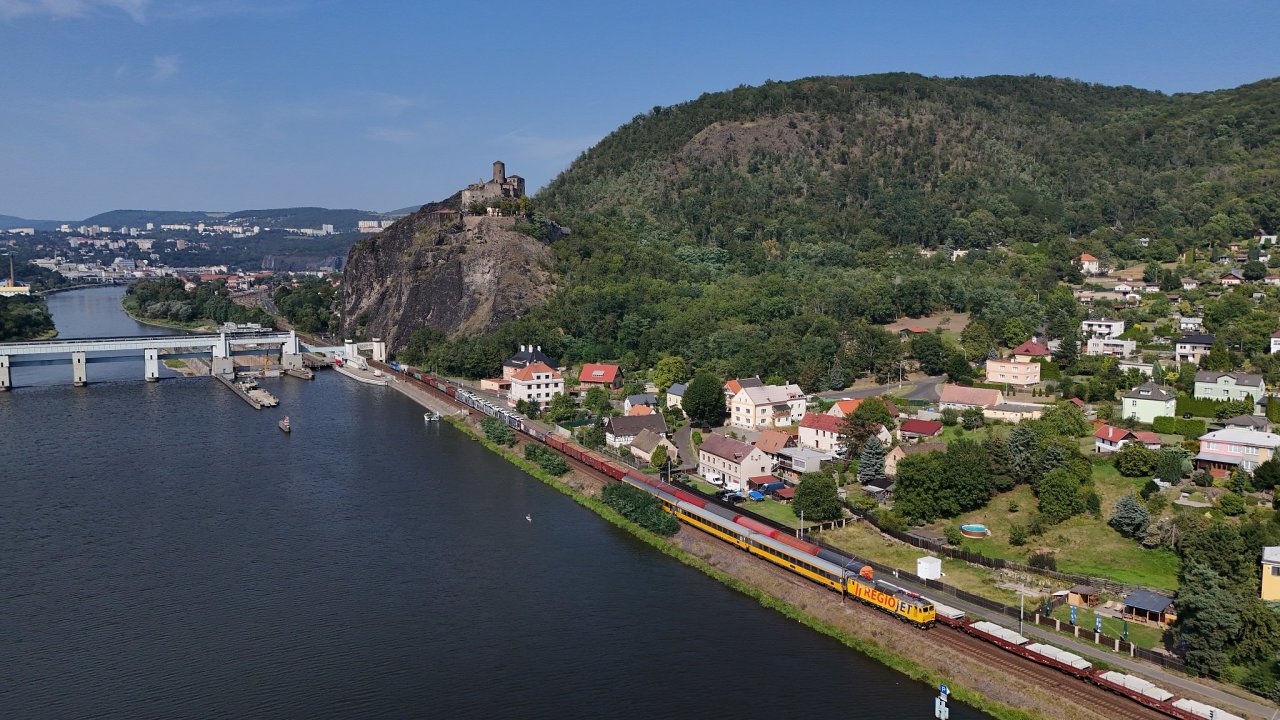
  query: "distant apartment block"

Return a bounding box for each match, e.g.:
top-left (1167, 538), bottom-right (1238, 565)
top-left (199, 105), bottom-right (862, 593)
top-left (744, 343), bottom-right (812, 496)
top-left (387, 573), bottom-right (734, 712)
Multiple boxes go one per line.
top-left (985, 358), bottom-right (1040, 386)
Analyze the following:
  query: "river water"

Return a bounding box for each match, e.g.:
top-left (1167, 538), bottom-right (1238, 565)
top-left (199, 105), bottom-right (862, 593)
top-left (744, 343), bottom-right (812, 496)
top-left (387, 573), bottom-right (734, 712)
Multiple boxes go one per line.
top-left (0, 287), bottom-right (988, 719)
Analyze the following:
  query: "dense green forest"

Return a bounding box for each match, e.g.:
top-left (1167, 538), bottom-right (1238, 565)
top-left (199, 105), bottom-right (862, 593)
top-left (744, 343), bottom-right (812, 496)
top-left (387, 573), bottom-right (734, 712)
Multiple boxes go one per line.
top-left (393, 73), bottom-right (1280, 379)
top-left (123, 278), bottom-right (272, 327)
top-left (272, 278), bottom-right (339, 335)
top-left (0, 296), bottom-right (55, 341)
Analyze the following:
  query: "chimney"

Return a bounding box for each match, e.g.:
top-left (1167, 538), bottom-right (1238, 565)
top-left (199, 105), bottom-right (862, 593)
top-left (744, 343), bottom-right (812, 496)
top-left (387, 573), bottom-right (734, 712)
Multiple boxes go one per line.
top-left (536, 345), bottom-right (541, 352)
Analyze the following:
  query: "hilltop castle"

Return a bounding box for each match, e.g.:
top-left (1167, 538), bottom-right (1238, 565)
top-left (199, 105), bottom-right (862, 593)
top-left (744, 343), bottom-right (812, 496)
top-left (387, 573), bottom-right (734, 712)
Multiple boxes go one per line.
top-left (461, 161), bottom-right (525, 211)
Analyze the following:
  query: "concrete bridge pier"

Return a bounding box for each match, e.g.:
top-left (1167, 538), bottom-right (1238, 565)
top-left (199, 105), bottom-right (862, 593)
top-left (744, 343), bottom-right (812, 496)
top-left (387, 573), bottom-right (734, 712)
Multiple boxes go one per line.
top-left (211, 334), bottom-right (234, 378)
top-left (72, 352), bottom-right (87, 386)
top-left (281, 353), bottom-right (303, 370)
top-left (144, 349), bottom-right (160, 382)
top-left (0, 355), bottom-right (9, 391)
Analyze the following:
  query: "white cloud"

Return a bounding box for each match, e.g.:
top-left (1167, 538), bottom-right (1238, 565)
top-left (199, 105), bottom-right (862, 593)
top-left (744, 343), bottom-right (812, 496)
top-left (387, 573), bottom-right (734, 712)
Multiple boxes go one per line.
top-left (151, 54), bottom-right (180, 80)
top-left (0, 0), bottom-right (149, 22)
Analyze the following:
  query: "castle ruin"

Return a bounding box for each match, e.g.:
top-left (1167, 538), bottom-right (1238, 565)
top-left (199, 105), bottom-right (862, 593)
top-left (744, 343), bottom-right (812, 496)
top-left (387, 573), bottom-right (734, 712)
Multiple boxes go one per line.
top-left (461, 161), bottom-right (525, 212)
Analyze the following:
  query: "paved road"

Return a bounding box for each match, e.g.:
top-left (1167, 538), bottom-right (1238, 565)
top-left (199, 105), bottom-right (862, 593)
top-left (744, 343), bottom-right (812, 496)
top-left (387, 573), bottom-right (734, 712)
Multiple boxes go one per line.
top-left (883, 565), bottom-right (1277, 719)
top-left (814, 376), bottom-right (945, 403)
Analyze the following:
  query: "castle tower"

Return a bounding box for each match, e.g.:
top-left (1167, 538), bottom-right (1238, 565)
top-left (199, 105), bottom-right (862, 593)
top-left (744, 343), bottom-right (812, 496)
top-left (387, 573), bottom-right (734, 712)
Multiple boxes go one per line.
top-left (492, 161), bottom-right (506, 184)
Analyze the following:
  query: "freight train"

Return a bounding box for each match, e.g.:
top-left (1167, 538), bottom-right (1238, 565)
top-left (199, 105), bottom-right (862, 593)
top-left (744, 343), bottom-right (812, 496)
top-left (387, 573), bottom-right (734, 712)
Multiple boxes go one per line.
top-left (389, 364), bottom-right (1247, 720)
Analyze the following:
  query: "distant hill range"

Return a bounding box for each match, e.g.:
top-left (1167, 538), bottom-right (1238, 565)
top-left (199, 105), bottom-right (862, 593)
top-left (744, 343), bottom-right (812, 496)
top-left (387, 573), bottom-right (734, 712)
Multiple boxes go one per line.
top-left (79, 207), bottom-right (396, 231)
top-left (0, 214), bottom-right (66, 231)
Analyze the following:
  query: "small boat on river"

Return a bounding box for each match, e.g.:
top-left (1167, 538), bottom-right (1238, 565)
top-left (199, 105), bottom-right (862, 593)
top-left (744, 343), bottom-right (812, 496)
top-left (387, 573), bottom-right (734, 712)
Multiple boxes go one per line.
top-left (278, 416), bottom-right (291, 433)
top-left (423, 410), bottom-right (440, 422)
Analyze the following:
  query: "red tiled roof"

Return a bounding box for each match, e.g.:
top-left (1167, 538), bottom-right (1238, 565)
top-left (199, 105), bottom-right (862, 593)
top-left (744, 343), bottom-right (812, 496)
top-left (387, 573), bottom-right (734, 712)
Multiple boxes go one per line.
top-left (510, 361), bottom-right (561, 382)
top-left (627, 405), bottom-right (654, 416)
top-left (832, 398), bottom-right (900, 417)
top-left (1068, 397), bottom-right (1085, 407)
top-left (1132, 431), bottom-right (1162, 445)
top-left (1011, 339), bottom-right (1051, 357)
top-left (939, 385), bottom-right (1001, 407)
top-left (1094, 425), bottom-right (1135, 443)
top-left (578, 363), bottom-right (620, 384)
top-left (1080, 253), bottom-right (1099, 262)
top-left (800, 413), bottom-right (843, 433)
top-left (899, 419), bottom-right (944, 436)
top-left (754, 429), bottom-right (793, 454)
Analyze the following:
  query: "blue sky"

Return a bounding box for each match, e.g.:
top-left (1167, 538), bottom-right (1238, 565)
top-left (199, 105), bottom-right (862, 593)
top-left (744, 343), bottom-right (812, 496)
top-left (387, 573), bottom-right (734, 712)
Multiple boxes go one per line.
top-left (1, 0), bottom-right (1277, 220)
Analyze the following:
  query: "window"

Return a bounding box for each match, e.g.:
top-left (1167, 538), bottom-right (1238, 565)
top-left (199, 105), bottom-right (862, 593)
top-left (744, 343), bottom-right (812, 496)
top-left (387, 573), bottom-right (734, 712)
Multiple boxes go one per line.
top-left (1272, 566), bottom-right (1280, 577)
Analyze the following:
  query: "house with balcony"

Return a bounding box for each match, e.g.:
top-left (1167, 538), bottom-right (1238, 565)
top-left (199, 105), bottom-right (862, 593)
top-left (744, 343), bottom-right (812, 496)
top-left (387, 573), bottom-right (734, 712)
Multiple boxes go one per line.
top-left (1179, 316), bottom-right (1203, 333)
top-left (1194, 427), bottom-right (1280, 473)
top-left (729, 383), bottom-right (807, 429)
top-left (1081, 318), bottom-right (1125, 340)
top-left (508, 362), bottom-right (564, 409)
top-left (1122, 382), bottom-right (1176, 424)
top-left (1194, 371), bottom-right (1265, 406)
top-left (698, 433), bottom-right (773, 490)
top-left (1085, 337), bottom-right (1136, 358)
top-left (1175, 333), bottom-right (1215, 365)
top-left (1010, 339), bottom-right (1052, 362)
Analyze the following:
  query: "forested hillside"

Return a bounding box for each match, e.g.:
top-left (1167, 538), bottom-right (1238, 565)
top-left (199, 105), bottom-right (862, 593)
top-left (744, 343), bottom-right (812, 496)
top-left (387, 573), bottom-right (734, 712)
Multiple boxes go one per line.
top-left (399, 73), bottom-right (1280, 378)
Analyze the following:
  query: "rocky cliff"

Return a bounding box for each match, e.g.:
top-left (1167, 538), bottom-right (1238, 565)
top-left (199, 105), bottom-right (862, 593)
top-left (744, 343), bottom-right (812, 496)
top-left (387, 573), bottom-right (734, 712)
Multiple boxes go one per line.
top-left (340, 196), bottom-right (555, 351)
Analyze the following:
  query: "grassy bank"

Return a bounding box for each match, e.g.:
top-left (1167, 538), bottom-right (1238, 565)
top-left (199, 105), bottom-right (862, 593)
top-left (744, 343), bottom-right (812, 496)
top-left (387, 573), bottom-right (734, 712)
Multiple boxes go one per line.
top-left (119, 302), bottom-right (218, 332)
top-left (442, 415), bottom-right (1039, 720)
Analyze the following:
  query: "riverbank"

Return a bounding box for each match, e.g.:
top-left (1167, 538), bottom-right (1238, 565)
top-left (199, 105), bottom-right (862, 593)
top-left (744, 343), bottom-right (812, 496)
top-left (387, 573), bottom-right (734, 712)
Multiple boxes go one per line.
top-left (382, 379), bottom-right (1108, 720)
top-left (118, 301), bottom-right (220, 333)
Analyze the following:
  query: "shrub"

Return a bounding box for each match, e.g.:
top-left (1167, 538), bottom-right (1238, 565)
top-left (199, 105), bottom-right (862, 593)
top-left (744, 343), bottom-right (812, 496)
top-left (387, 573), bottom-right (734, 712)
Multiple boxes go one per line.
top-left (1176, 418), bottom-right (1206, 438)
top-left (1190, 470), bottom-right (1214, 487)
top-left (1152, 416), bottom-right (1177, 434)
top-left (1146, 492), bottom-right (1167, 515)
top-left (1009, 523), bottom-right (1028, 546)
top-left (1218, 493), bottom-right (1246, 517)
top-left (1108, 495), bottom-right (1151, 539)
top-left (1007, 501), bottom-right (1019, 513)
top-left (523, 443), bottom-right (569, 476)
top-left (601, 483), bottom-right (679, 535)
top-left (481, 417), bottom-right (516, 447)
top-left (1028, 552), bottom-right (1058, 570)
top-left (944, 525), bottom-right (964, 546)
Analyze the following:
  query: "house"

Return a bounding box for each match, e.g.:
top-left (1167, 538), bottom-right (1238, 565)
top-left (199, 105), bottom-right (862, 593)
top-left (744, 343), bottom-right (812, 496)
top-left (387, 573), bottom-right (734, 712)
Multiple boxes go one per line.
top-left (628, 428), bottom-right (678, 466)
top-left (1223, 415), bottom-right (1272, 433)
top-left (1081, 318), bottom-right (1125, 339)
top-left (1181, 278), bottom-right (1199, 291)
top-left (828, 397), bottom-right (900, 419)
top-left (1117, 360), bottom-right (1154, 377)
top-left (604, 414), bottom-right (668, 448)
top-left (665, 383), bottom-right (687, 410)
top-left (626, 405), bottom-right (655, 416)
top-left (1194, 427), bottom-right (1280, 473)
top-left (985, 358), bottom-right (1041, 386)
top-left (1010, 339), bottom-right (1052, 362)
top-left (1193, 371), bottom-right (1265, 405)
top-left (1178, 316), bottom-right (1203, 332)
top-left (624, 393), bottom-right (658, 414)
top-left (984, 403), bottom-right (1044, 423)
top-left (723, 376), bottom-right (763, 398)
top-left (1122, 382), bottom-right (1177, 424)
top-left (899, 418), bottom-right (944, 442)
top-left (1095, 425), bottom-right (1161, 453)
top-left (798, 412), bottom-right (844, 454)
top-left (1271, 331), bottom-right (1280, 355)
top-left (1220, 269), bottom-right (1245, 287)
top-left (508, 362), bottom-right (564, 409)
top-left (1262, 547), bottom-right (1280, 601)
top-left (1132, 431), bottom-right (1163, 450)
top-left (1113, 282), bottom-right (1133, 294)
top-left (885, 442), bottom-right (946, 476)
top-left (502, 344), bottom-right (556, 379)
top-left (1266, 275), bottom-right (1280, 287)
top-left (1175, 333), bottom-right (1215, 365)
top-left (1122, 590), bottom-right (1176, 627)
top-left (938, 384), bottom-right (1003, 410)
top-left (775, 446), bottom-right (832, 479)
top-left (729, 384), bottom-right (807, 429)
top-left (698, 433), bottom-right (773, 490)
top-left (577, 363), bottom-right (621, 390)
top-left (753, 429), bottom-right (795, 459)
top-left (1084, 337), bottom-right (1136, 358)
top-left (1079, 253), bottom-right (1102, 275)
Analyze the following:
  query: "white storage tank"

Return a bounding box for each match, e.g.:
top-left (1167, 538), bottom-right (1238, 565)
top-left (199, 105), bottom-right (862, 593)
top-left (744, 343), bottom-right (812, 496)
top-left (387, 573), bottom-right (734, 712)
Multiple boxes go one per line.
top-left (917, 556), bottom-right (942, 580)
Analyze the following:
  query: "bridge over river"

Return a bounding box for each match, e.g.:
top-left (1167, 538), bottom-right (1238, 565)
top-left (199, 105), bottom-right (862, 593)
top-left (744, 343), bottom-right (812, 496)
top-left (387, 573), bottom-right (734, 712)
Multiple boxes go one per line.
top-left (0, 330), bottom-right (306, 389)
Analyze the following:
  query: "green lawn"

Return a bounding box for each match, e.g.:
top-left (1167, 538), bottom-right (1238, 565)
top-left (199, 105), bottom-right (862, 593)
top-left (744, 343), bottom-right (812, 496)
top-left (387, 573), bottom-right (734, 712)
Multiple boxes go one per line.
top-left (162, 359), bottom-right (187, 369)
top-left (1049, 604), bottom-right (1165, 650)
top-left (930, 462), bottom-right (1181, 591)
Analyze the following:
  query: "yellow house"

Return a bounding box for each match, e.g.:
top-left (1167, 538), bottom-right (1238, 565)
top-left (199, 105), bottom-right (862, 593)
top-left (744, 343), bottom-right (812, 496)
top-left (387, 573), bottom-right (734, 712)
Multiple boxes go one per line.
top-left (1263, 547), bottom-right (1280, 601)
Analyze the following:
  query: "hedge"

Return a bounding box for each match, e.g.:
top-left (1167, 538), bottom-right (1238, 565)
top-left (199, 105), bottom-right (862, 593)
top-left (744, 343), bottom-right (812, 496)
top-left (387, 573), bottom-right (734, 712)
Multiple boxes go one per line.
top-left (1153, 416), bottom-right (1206, 438)
top-left (1175, 393), bottom-right (1246, 419)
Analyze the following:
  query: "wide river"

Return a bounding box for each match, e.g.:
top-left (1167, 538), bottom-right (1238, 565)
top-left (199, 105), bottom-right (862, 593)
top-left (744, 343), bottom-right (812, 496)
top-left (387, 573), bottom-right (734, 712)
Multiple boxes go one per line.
top-left (0, 287), bottom-right (988, 719)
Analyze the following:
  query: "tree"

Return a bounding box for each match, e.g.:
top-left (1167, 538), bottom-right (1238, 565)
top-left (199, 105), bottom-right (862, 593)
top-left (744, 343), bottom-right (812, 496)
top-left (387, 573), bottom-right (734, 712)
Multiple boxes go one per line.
top-left (961, 406), bottom-right (984, 430)
top-left (1007, 424), bottom-right (1041, 484)
top-left (1154, 450), bottom-right (1185, 484)
top-left (1218, 492), bottom-right (1246, 516)
top-left (1003, 317), bottom-right (1031, 348)
top-left (912, 333), bottom-right (948, 376)
top-left (652, 355), bottom-right (687, 391)
top-left (852, 397), bottom-right (897, 431)
top-left (1036, 401), bottom-right (1091, 438)
top-left (1037, 467), bottom-right (1084, 524)
top-left (1113, 442), bottom-right (1158, 477)
top-left (583, 386), bottom-right (613, 416)
top-left (682, 370), bottom-right (725, 427)
top-left (1108, 495), bottom-right (1151, 539)
top-left (1244, 260), bottom-right (1267, 282)
top-left (893, 452), bottom-right (945, 522)
top-left (984, 435), bottom-right (1015, 490)
top-left (858, 436), bottom-right (886, 483)
top-left (945, 351), bottom-right (975, 382)
top-left (838, 413), bottom-right (878, 458)
top-left (1173, 559), bottom-right (1245, 677)
top-left (945, 439), bottom-right (994, 513)
top-left (1253, 457), bottom-right (1280, 491)
top-left (543, 392), bottom-right (579, 422)
top-left (1053, 329), bottom-right (1079, 367)
top-left (1200, 340), bottom-right (1234, 372)
top-left (793, 472), bottom-right (843, 521)
top-left (1143, 261), bottom-right (1162, 283)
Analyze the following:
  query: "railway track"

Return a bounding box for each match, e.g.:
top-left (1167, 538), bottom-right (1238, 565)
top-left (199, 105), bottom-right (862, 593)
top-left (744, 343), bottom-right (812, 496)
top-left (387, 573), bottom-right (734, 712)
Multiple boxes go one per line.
top-left (933, 624), bottom-right (1165, 720)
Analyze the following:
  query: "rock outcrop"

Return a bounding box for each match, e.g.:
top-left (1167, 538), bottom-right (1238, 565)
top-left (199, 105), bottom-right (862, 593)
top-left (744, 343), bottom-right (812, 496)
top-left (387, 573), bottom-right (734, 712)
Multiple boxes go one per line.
top-left (340, 197), bottom-right (555, 351)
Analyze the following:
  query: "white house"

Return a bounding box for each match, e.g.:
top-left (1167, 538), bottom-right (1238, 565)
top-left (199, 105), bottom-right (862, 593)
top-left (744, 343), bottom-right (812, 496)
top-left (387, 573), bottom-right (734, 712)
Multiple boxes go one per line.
top-left (1182, 278), bottom-right (1200, 290)
top-left (508, 362), bottom-right (564, 409)
top-left (798, 412), bottom-right (845, 454)
top-left (1085, 337), bottom-right (1137, 358)
top-left (1179, 317), bottom-right (1204, 333)
top-left (604, 415), bottom-right (668, 448)
top-left (1271, 332), bottom-right (1280, 355)
top-left (1122, 382), bottom-right (1177, 424)
top-left (729, 383), bottom-right (807, 429)
top-left (698, 433), bottom-right (773, 490)
top-left (1079, 253), bottom-right (1103, 275)
top-left (1194, 371), bottom-right (1266, 405)
top-left (1081, 319), bottom-right (1126, 340)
